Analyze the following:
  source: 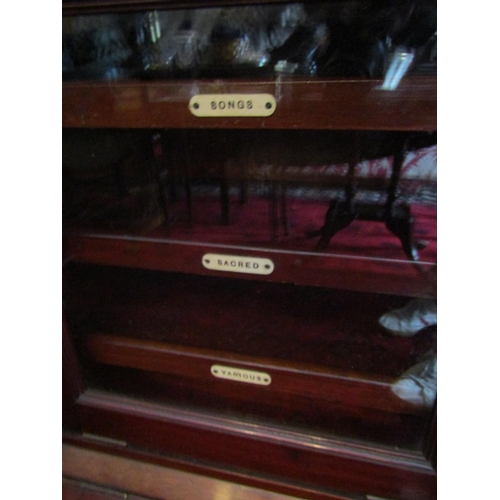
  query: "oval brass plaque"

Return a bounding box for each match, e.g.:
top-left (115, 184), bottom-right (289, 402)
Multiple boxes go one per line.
top-left (202, 253), bottom-right (274, 275)
top-left (189, 94), bottom-right (276, 117)
top-left (211, 365), bottom-right (272, 386)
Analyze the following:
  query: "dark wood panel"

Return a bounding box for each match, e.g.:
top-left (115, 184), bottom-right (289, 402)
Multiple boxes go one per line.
top-left (81, 332), bottom-right (433, 447)
top-left (63, 479), bottom-right (145, 500)
top-left (65, 232), bottom-right (436, 298)
top-left (83, 333), bottom-right (425, 416)
top-left (63, 475), bottom-right (295, 500)
top-left (64, 256), bottom-right (436, 448)
top-left (64, 260), bottom-right (435, 449)
top-left (87, 364), bottom-right (429, 450)
top-left (64, 263), bottom-right (436, 379)
top-left (76, 390), bottom-right (437, 500)
top-left (63, 480), bottom-right (84, 500)
top-left (423, 404), bottom-right (437, 470)
top-left (63, 320), bottom-right (86, 431)
top-left (62, 78), bottom-right (436, 131)
top-left (63, 436), bottom-right (358, 500)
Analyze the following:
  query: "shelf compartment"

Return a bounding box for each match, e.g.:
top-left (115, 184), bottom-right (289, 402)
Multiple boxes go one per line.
top-left (62, 77), bottom-right (436, 131)
top-left (83, 333), bottom-right (426, 416)
top-left (84, 360), bottom-right (431, 451)
top-left (65, 228), bottom-right (436, 298)
top-left (80, 332), bottom-right (436, 452)
top-left (64, 264), bottom-right (436, 379)
top-left (76, 389), bottom-right (436, 500)
top-left (63, 127), bottom-right (436, 298)
top-left (65, 262), bottom-right (436, 448)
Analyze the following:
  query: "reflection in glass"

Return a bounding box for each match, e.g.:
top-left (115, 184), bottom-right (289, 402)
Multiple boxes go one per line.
top-left (63, 128), bottom-right (437, 275)
top-left (379, 298), bottom-right (437, 407)
top-left (62, 0), bottom-right (437, 454)
top-left (62, 1), bottom-right (436, 81)
top-left (382, 47), bottom-right (415, 90)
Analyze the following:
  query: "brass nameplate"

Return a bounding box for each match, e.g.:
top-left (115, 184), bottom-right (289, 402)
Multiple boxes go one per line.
top-left (211, 365), bottom-right (271, 386)
top-left (189, 94), bottom-right (276, 117)
top-left (202, 253), bottom-right (274, 275)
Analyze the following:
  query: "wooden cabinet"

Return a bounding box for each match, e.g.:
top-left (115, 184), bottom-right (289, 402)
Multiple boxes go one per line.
top-left (63, 2), bottom-right (437, 498)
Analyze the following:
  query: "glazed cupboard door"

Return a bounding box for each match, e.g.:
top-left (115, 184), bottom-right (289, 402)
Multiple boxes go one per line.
top-left (62, 2), bottom-right (437, 499)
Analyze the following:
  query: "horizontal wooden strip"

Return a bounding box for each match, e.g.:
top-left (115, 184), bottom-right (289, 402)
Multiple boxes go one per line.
top-left (76, 390), bottom-right (436, 500)
top-left (63, 478), bottom-right (150, 500)
top-left (65, 233), bottom-right (436, 298)
top-left (63, 433), bottom-right (361, 500)
top-left (62, 78), bottom-right (436, 131)
top-left (83, 333), bottom-right (422, 415)
top-left (63, 445), bottom-right (308, 500)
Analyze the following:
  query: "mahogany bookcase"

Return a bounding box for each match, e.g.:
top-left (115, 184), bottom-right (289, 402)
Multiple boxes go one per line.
top-left (63, 2), bottom-right (437, 499)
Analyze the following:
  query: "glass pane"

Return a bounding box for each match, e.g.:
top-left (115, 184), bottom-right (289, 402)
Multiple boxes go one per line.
top-left (62, 126), bottom-right (437, 450)
top-left (63, 1), bottom-right (436, 81)
top-left (64, 262), bottom-right (435, 450)
top-left (63, 0), bottom-right (436, 457)
top-left (63, 128), bottom-right (437, 297)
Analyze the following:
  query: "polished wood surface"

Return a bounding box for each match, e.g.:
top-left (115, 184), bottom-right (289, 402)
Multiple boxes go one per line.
top-left (62, 77), bottom-right (436, 131)
top-left (82, 334), bottom-right (425, 414)
top-left (63, 478), bottom-right (150, 500)
top-left (74, 391), bottom-right (436, 500)
top-left (65, 264), bottom-right (435, 379)
top-left (62, 3), bottom-right (437, 498)
top-left (64, 260), bottom-right (435, 449)
top-left (63, 434), bottom-right (361, 500)
top-left (63, 445), bottom-right (312, 500)
top-left (63, 320), bottom-right (85, 431)
top-left (65, 232), bottom-right (436, 298)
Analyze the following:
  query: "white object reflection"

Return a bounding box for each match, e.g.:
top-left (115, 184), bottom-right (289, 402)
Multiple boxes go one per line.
top-left (381, 47), bottom-right (415, 90)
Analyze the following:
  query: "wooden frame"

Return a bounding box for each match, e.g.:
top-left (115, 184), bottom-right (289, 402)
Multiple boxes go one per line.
top-left (63, 78), bottom-right (436, 132)
top-left (63, 1), bottom-right (437, 498)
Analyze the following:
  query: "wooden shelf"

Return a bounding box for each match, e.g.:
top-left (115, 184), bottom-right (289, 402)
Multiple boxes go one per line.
top-left (62, 77), bottom-right (436, 131)
top-left (64, 262), bottom-right (436, 449)
top-left (82, 333), bottom-right (427, 413)
top-left (63, 445), bottom-right (321, 500)
top-left (65, 263), bottom-right (435, 374)
top-left (75, 390), bottom-right (436, 500)
top-left (65, 223), bottom-right (436, 298)
top-left (62, 2), bottom-right (437, 498)
top-left (81, 332), bottom-right (434, 448)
